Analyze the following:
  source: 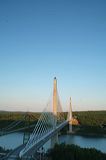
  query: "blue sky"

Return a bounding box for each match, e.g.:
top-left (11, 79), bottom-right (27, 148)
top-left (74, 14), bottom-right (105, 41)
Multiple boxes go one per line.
top-left (0, 0), bottom-right (106, 111)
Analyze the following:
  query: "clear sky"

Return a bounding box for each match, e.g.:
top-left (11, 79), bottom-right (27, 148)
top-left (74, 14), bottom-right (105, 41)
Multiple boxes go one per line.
top-left (0, 0), bottom-right (106, 112)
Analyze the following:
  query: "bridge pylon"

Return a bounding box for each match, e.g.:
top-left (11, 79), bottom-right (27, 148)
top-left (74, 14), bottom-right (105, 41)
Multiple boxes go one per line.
top-left (68, 97), bottom-right (73, 133)
top-left (51, 77), bottom-right (58, 148)
top-left (53, 77), bottom-right (57, 116)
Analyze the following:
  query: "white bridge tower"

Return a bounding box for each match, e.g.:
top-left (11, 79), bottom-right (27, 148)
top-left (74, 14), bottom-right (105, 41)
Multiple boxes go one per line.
top-left (69, 97), bottom-right (73, 133)
top-left (51, 77), bottom-right (58, 147)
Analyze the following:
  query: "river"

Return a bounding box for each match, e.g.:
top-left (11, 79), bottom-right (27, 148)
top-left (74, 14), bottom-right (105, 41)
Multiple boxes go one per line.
top-left (0, 133), bottom-right (106, 153)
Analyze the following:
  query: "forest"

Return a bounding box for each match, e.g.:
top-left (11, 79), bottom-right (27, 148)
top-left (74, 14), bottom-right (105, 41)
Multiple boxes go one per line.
top-left (47, 143), bottom-right (106, 160)
top-left (0, 111), bottom-right (106, 134)
top-left (74, 111), bottom-right (106, 126)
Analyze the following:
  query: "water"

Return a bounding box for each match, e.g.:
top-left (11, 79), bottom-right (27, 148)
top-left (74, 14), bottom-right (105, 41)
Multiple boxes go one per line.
top-left (59, 135), bottom-right (106, 153)
top-left (0, 133), bottom-right (106, 153)
top-left (0, 133), bottom-right (24, 149)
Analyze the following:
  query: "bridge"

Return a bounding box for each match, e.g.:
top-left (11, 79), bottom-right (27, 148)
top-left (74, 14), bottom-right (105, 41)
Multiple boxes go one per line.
top-left (2, 77), bottom-right (72, 160)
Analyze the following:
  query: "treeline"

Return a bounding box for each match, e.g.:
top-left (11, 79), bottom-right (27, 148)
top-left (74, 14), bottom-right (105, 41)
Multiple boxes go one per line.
top-left (74, 111), bottom-right (106, 126)
top-left (0, 111), bottom-right (41, 121)
top-left (0, 111), bottom-right (40, 129)
top-left (0, 110), bottom-right (106, 127)
top-left (47, 144), bottom-right (106, 160)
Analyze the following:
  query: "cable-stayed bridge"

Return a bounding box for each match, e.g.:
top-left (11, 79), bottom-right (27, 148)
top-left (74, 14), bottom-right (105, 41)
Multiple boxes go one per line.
top-left (2, 77), bottom-right (72, 160)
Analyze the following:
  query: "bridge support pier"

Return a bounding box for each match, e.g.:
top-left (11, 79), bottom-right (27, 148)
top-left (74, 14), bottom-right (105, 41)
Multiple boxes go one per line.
top-left (69, 122), bottom-right (72, 133)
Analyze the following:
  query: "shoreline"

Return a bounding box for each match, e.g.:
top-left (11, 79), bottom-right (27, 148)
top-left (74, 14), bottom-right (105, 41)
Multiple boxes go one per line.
top-left (67, 131), bottom-right (106, 138)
